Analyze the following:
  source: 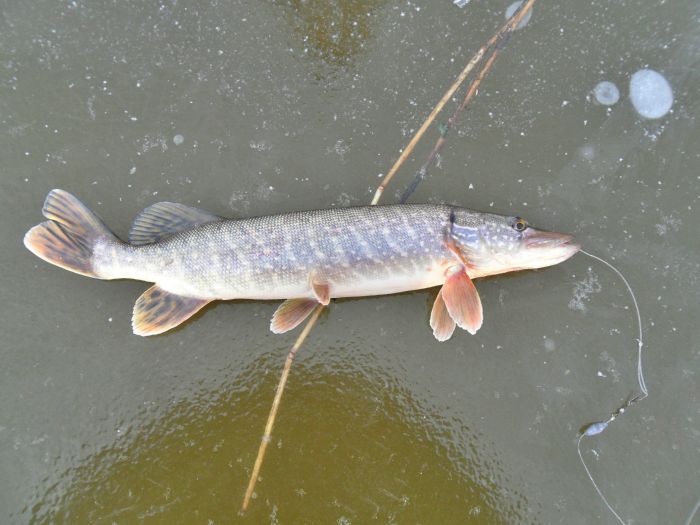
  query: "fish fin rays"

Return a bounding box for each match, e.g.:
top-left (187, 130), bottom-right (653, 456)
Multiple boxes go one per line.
top-left (24, 189), bottom-right (117, 278)
top-left (270, 298), bottom-right (318, 334)
top-left (310, 276), bottom-right (330, 305)
top-left (430, 290), bottom-right (456, 342)
top-left (129, 202), bottom-right (224, 245)
top-left (272, 273), bottom-right (329, 333)
top-left (440, 266), bottom-right (483, 335)
top-left (445, 234), bottom-right (479, 270)
top-left (132, 285), bottom-right (211, 336)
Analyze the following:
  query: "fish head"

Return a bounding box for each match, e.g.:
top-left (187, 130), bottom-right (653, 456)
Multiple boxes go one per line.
top-left (449, 210), bottom-right (580, 276)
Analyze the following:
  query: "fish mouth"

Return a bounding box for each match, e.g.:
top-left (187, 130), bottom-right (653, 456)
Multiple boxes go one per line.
top-left (524, 231), bottom-right (581, 265)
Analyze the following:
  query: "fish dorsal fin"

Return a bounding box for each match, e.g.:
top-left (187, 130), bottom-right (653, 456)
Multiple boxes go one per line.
top-left (440, 265), bottom-right (483, 335)
top-left (132, 285), bottom-right (211, 336)
top-left (129, 202), bottom-right (223, 245)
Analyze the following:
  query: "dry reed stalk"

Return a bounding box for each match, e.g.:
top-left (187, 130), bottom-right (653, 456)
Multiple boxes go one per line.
top-left (400, 41), bottom-right (503, 203)
top-left (240, 0), bottom-right (537, 513)
top-left (372, 0), bottom-right (536, 204)
top-left (240, 305), bottom-right (323, 513)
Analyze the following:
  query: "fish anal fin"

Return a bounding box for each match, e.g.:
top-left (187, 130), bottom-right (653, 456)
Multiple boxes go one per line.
top-left (132, 285), bottom-right (211, 336)
top-left (440, 266), bottom-right (483, 335)
top-left (271, 298), bottom-right (318, 334)
top-left (129, 202), bottom-right (223, 245)
top-left (310, 276), bottom-right (330, 305)
top-left (430, 289), bottom-right (456, 342)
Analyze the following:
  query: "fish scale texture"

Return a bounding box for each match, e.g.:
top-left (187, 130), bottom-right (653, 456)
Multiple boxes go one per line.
top-left (97, 204), bottom-right (467, 300)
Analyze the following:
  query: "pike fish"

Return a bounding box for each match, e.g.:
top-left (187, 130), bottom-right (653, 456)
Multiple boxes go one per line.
top-left (24, 189), bottom-right (579, 340)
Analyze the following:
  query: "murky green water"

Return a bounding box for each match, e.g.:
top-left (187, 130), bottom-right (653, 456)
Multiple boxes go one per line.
top-left (1, 1), bottom-right (699, 523)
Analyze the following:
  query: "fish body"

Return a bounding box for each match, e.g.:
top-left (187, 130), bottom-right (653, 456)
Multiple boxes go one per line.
top-left (24, 190), bottom-right (579, 340)
top-left (99, 205), bottom-right (462, 300)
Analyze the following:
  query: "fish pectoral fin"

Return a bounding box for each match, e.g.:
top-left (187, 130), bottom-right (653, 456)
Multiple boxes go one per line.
top-left (430, 289), bottom-right (456, 342)
top-left (440, 266), bottom-right (483, 335)
top-left (310, 275), bottom-right (331, 305)
top-left (129, 202), bottom-right (224, 245)
top-left (444, 235), bottom-right (477, 269)
top-left (270, 298), bottom-right (318, 334)
top-left (132, 285), bottom-right (211, 336)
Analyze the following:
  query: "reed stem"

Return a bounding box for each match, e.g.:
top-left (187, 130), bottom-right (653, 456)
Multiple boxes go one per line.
top-left (372, 0), bottom-right (536, 205)
top-left (400, 37), bottom-right (504, 203)
top-left (240, 305), bottom-right (323, 513)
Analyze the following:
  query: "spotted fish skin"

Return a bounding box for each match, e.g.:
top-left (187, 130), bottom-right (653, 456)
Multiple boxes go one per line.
top-left (95, 204), bottom-right (457, 300)
top-left (24, 190), bottom-right (579, 338)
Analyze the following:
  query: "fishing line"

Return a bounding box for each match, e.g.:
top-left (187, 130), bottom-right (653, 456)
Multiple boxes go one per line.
top-left (579, 249), bottom-right (648, 399)
top-left (685, 495), bottom-right (700, 525)
top-left (574, 249), bottom-right (648, 525)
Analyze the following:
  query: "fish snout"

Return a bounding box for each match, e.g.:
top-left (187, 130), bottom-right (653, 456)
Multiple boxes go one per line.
top-left (523, 230), bottom-right (580, 264)
top-left (524, 230), bottom-right (575, 248)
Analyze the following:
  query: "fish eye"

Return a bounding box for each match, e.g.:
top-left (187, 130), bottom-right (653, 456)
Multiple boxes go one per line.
top-left (511, 217), bottom-right (528, 232)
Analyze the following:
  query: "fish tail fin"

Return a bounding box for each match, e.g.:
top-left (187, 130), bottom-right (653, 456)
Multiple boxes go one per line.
top-left (23, 189), bottom-right (118, 278)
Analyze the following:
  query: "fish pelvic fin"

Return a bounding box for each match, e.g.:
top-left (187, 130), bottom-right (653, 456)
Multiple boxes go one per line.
top-left (430, 289), bottom-right (456, 342)
top-left (132, 285), bottom-right (211, 336)
top-left (270, 298), bottom-right (318, 334)
top-left (129, 202), bottom-right (223, 245)
top-left (440, 266), bottom-right (483, 335)
top-left (310, 274), bottom-right (331, 305)
top-left (23, 189), bottom-right (118, 278)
